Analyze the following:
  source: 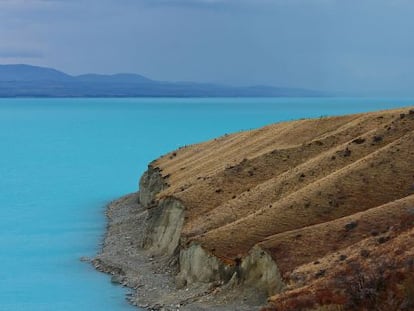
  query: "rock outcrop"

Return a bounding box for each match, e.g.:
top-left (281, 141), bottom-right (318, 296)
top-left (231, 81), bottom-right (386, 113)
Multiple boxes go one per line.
top-left (139, 166), bottom-right (166, 208)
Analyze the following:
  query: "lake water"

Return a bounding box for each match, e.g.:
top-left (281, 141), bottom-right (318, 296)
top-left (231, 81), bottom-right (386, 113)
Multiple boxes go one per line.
top-left (0, 97), bottom-right (413, 311)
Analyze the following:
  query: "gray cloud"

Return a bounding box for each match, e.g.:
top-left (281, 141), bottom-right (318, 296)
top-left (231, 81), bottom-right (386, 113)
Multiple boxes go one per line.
top-left (0, 48), bottom-right (43, 59)
top-left (0, 0), bottom-right (414, 95)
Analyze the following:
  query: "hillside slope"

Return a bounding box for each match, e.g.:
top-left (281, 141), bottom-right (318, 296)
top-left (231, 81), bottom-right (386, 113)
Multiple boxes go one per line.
top-left (135, 106), bottom-right (414, 310)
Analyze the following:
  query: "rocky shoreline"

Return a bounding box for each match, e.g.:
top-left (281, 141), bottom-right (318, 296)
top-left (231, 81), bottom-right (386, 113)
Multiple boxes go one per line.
top-left (92, 192), bottom-right (265, 311)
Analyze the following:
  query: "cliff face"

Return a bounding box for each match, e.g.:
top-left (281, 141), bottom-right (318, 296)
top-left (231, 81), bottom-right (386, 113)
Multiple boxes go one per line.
top-left (138, 107), bottom-right (414, 310)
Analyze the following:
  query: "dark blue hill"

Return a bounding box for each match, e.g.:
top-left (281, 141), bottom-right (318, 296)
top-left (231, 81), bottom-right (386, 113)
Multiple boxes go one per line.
top-left (0, 64), bottom-right (327, 97)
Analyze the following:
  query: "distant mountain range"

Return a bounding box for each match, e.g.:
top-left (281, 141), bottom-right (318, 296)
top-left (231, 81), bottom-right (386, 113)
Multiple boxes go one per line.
top-left (0, 64), bottom-right (327, 97)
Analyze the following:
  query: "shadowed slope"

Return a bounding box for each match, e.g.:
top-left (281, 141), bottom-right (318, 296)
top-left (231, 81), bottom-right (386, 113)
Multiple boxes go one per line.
top-left (264, 225), bottom-right (414, 311)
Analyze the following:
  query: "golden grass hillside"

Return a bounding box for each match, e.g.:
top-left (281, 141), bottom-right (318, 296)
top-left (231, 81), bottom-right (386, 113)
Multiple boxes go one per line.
top-left (140, 107), bottom-right (414, 310)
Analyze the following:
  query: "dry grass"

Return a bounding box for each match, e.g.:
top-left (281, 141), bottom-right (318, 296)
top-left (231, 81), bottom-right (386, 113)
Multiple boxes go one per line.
top-left (258, 194), bottom-right (414, 275)
top-left (264, 227), bottom-right (414, 311)
top-left (147, 106), bottom-right (414, 309)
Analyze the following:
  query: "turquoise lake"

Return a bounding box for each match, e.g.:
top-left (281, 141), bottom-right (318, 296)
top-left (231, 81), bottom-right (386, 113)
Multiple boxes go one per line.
top-left (0, 97), bottom-right (413, 311)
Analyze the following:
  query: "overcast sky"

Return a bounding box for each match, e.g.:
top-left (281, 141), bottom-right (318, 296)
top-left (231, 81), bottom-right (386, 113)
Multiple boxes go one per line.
top-left (1, 0), bottom-right (414, 95)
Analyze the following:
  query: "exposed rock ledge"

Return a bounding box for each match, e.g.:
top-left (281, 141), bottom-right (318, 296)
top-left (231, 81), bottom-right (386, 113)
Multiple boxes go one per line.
top-left (138, 167), bottom-right (285, 298)
top-left (95, 107), bottom-right (414, 311)
top-left (93, 192), bottom-right (267, 311)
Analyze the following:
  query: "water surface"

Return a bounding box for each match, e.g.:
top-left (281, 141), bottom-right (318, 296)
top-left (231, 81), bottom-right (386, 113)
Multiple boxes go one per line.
top-left (0, 97), bottom-right (413, 311)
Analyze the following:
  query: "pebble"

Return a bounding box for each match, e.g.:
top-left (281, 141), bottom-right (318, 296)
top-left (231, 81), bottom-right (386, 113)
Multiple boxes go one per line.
top-left (111, 275), bottom-right (124, 284)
